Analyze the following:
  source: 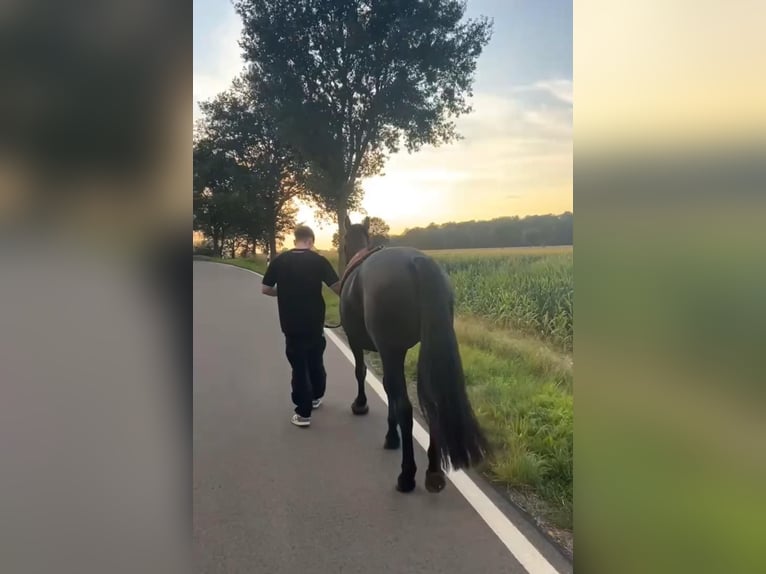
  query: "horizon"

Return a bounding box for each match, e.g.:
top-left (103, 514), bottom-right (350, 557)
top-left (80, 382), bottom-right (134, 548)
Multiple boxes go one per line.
top-left (193, 210), bottom-right (573, 252)
top-left (194, 0), bottom-right (573, 251)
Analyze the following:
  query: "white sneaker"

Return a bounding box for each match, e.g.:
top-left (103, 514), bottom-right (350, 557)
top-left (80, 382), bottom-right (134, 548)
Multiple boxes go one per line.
top-left (312, 397), bottom-right (323, 409)
top-left (291, 414), bottom-right (311, 427)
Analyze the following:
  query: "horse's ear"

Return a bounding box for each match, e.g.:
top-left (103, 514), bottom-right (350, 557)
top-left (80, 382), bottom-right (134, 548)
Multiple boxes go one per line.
top-left (362, 216), bottom-right (370, 230)
top-left (344, 215), bottom-right (352, 229)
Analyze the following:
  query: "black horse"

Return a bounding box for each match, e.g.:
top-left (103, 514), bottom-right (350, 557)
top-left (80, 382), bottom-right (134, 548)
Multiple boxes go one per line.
top-left (339, 216), bottom-right (488, 493)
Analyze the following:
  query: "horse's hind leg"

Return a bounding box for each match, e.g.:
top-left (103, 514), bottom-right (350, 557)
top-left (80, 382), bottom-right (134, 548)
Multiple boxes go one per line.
top-left (381, 347), bottom-right (415, 492)
top-left (425, 433), bottom-right (446, 493)
top-left (350, 343), bottom-right (369, 415)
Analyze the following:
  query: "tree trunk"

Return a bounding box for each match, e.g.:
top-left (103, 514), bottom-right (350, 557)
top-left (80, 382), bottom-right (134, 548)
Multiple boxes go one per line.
top-left (336, 201), bottom-right (348, 274)
top-left (268, 233), bottom-right (277, 262)
top-left (217, 229), bottom-right (227, 258)
top-left (265, 208), bottom-right (279, 263)
top-left (248, 236), bottom-right (258, 258)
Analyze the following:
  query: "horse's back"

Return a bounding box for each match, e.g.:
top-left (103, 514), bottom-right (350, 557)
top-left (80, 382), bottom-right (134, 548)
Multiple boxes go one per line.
top-left (356, 247), bottom-right (433, 350)
top-left (358, 246), bottom-right (422, 297)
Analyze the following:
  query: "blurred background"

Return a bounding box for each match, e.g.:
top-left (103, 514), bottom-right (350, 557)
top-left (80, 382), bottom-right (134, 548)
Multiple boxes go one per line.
top-left (575, 2), bottom-right (766, 573)
top-left (0, 1), bottom-right (191, 572)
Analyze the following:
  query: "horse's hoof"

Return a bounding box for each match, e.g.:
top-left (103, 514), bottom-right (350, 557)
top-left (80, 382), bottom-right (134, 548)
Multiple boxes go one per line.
top-left (383, 433), bottom-right (400, 450)
top-left (395, 474), bottom-right (416, 493)
top-left (351, 400), bottom-right (369, 415)
top-left (425, 471), bottom-right (447, 493)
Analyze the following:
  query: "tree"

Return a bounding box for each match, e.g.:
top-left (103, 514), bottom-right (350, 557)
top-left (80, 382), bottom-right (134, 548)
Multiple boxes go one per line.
top-left (193, 138), bottom-right (245, 257)
top-left (367, 216), bottom-right (391, 246)
top-left (235, 0), bottom-right (493, 272)
top-left (196, 78), bottom-right (308, 258)
top-left (332, 215), bottom-right (390, 250)
top-left (388, 213), bottom-right (574, 249)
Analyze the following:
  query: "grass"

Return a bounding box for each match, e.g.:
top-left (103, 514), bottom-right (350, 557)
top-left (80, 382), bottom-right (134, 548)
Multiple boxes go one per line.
top-left (207, 247), bottom-right (573, 533)
top-left (378, 315), bottom-right (573, 530)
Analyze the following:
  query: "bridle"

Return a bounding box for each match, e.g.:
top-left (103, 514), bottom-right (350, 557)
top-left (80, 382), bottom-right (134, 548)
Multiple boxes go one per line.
top-left (323, 244), bottom-right (384, 329)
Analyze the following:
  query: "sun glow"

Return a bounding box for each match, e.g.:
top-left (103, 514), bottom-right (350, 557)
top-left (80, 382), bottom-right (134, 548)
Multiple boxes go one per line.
top-left (361, 175), bottom-right (448, 224)
top-left (289, 171), bottom-right (459, 250)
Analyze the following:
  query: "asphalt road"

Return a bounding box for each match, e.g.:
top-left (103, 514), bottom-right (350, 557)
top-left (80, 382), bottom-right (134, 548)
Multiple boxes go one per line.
top-left (193, 261), bottom-right (571, 574)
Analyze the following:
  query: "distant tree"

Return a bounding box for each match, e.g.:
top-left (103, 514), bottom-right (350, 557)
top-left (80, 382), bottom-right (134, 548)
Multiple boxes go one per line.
top-left (193, 138), bottom-right (244, 257)
top-left (196, 78), bottom-right (309, 259)
top-left (235, 0), bottom-right (493, 272)
top-left (332, 215), bottom-right (390, 249)
top-left (388, 213), bottom-right (573, 250)
top-left (368, 216), bottom-right (391, 245)
top-left (521, 227), bottom-right (542, 247)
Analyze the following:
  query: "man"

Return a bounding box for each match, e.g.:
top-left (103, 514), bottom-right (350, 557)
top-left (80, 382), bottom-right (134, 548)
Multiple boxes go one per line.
top-left (261, 225), bottom-right (341, 427)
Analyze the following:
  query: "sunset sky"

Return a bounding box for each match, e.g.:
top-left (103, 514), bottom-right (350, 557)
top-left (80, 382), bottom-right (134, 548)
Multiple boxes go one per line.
top-left (194, 0), bottom-right (573, 249)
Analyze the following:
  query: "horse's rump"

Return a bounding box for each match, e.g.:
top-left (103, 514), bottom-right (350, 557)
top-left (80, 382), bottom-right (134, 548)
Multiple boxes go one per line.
top-left (352, 247), bottom-right (424, 350)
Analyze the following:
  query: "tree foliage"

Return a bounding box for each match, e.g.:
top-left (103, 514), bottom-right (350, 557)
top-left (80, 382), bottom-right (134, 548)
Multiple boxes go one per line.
top-left (332, 215), bottom-right (390, 249)
top-left (235, 0), bottom-right (492, 269)
top-left (193, 138), bottom-right (248, 256)
top-left (193, 78), bottom-right (309, 257)
top-left (389, 213), bottom-right (573, 250)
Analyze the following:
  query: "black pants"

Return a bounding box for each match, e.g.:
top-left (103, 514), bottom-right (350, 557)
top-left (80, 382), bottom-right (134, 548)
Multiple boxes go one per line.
top-left (284, 334), bottom-right (327, 418)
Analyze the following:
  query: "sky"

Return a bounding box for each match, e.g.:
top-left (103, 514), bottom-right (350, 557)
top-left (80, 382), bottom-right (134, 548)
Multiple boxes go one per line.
top-left (194, 0), bottom-right (573, 249)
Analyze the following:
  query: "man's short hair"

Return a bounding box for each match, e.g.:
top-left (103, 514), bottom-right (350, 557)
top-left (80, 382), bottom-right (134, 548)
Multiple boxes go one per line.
top-left (294, 225), bottom-right (315, 242)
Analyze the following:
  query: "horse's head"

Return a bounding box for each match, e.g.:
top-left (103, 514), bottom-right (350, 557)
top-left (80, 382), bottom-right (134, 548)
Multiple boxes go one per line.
top-left (343, 215), bottom-right (370, 262)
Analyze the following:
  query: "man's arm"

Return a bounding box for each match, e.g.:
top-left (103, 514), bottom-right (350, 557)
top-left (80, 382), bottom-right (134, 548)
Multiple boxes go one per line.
top-left (321, 257), bottom-right (341, 296)
top-left (262, 257), bottom-right (279, 297)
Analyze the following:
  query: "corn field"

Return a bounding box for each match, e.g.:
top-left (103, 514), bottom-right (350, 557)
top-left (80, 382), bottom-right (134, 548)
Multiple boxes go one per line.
top-left (431, 250), bottom-right (573, 351)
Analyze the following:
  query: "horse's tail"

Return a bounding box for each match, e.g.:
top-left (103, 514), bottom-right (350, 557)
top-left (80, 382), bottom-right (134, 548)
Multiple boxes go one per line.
top-left (412, 255), bottom-right (489, 470)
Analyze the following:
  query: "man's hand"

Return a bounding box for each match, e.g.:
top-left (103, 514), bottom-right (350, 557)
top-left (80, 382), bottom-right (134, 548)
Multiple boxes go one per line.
top-left (262, 285), bottom-right (277, 297)
top-left (329, 281), bottom-right (341, 296)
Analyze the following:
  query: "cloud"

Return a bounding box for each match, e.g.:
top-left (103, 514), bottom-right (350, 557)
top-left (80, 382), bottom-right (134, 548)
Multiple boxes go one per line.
top-left (353, 79), bottom-right (573, 224)
top-left (458, 89), bottom-right (572, 146)
top-left (510, 79), bottom-right (573, 105)
top-left (533, 79), bottom-right (573, 105)
top-left (384, 86), bottom-right (571, 186)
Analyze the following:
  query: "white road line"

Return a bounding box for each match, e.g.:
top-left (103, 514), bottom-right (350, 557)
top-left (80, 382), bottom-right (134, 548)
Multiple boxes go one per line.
top-left (323, 328), bottom-right (560, 574)
top-left (216, 262), bottom-right (562, 574)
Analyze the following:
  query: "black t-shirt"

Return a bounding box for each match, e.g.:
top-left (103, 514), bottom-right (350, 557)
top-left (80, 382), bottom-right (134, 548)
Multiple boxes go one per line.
top-left (262, 249), bottom-right (340, 336)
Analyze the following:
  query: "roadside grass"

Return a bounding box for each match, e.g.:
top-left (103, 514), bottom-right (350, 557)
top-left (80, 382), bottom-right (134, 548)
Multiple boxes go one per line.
top-left (205, 251), bottom-right (572, 533)
top-left (366, 315), bottom-right (573, 530)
